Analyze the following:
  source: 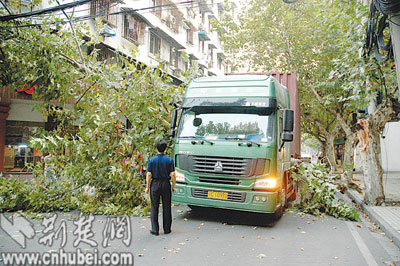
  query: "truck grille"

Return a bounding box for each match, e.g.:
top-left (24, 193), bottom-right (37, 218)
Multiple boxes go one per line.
top-left (192, 188), bottom-right (246, 202)
top-left (191, 155), bottom-right (254, 177)
top-left (198, 176), bottom-right (240, 185)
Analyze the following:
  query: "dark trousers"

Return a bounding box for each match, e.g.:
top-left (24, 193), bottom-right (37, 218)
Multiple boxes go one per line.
top-left (150, 179), bottom-right (172, 233)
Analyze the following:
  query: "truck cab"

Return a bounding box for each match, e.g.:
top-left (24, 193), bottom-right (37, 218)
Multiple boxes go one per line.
top-left (170, 74), bottom-right (299, 217)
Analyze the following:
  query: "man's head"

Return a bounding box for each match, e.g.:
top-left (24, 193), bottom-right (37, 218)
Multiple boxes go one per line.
top-left (156, 140), bottom-right (168, 153)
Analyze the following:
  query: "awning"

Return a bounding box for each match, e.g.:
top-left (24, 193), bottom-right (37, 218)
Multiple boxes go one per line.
top-left (102, 25), bottom-right (116, 37)
top-left (208, 43), bottom-right (217, 49)
top-left (217, 51), bottom-right (225, 58)
top-left (189, 53), bottom-right (199, 60)
top-left (198, 62), bottom-right (207, 69)
top-left (198, 31), bottom-right (210, 41)
top-left (150, 27), bottom-right (185, 50)
top-left (121, 8), bottom-right (154, 27)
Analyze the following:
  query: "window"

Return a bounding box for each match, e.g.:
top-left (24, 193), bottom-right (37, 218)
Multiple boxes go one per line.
top-left (186, 28), bottom-right (194, 45)
top-left (208, 48), bottom-right (214, 67)
top-left (150, 32), bottom-right (161, 55)
top-left (198, 66), bottom-right (205, 77)
top-left (123, 15), bottom-right (145, 44)
top-left (177, 110), bottom-right (274, 143)
top-left (5, 121), bottom-right (43, 172)
top-left (97, 46), bottom-right (116, 64)
top-left (217, 56), bottom-right (223, 70)
top-left (170, 46), bottom-right (179, 68)
top-left (185, 61), bottom-right (189, 72)
top-left (151, 0), bottom-right (162, 18)
top-left (90, 0), bottom-right (117, 25)
top-left (199, 40), bottom-right (205, 53)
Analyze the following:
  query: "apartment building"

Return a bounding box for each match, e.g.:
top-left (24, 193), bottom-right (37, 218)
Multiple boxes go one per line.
top-left (86, 0), bottom-right (229, 80)
top-left (0, 0), bottom-right (230, 174)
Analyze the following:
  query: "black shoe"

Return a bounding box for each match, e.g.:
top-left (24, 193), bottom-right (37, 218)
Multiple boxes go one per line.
top-left (150, 230), bottom-right (159, 236)
top-left (164, 230), bottom-right (171, 234)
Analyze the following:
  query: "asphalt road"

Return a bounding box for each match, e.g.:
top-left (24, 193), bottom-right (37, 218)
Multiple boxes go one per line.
top-left (0, 204), bottom-right (399, 266)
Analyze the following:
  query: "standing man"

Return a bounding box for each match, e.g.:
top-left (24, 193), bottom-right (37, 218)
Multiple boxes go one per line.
top-left (145, 140), bottom-right (176, 235)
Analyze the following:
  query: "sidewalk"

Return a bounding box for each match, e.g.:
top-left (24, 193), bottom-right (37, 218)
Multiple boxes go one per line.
top-left (347, 172), bottom-right (400, 249)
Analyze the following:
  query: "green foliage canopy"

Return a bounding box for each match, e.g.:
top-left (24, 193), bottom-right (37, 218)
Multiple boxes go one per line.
top-left (0, 8), bottom-right (193, 214)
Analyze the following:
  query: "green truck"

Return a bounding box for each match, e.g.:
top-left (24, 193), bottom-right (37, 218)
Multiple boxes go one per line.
top-left (169, 73), bottom-right (300, 218)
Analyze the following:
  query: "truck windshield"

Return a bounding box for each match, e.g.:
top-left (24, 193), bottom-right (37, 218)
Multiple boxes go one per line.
top-left (177, 110), bottom-right (274, 143)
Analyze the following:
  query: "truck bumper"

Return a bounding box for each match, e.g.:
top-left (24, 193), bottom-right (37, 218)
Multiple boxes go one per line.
top-left (172, 184), bottom-right (280, 214)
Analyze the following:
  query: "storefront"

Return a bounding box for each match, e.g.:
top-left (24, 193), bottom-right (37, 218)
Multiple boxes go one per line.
top-left (4, 121), bottom-right (44, 172)
top-left (1, 86), bottom-right (77, 175)
top-left (1, 87), bottom-right (45, 175)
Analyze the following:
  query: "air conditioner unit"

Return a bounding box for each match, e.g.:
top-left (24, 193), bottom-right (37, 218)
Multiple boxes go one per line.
top-left (171, 16), bottom-right (176, 25)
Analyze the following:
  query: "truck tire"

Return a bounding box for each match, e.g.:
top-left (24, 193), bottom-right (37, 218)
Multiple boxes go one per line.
top-left (272, 205), bottom-right (283, 220)
top-left (286, 173), bottom-right (297, 202)
top-left (187, 205), bottom-right (203, 211)
top-left (273, 188), bottom-right (286, 220)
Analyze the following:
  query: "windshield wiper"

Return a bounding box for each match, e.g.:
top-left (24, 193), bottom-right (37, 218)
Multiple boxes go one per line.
top-left (238, 140), bottom-right (261, 147)
top-left (181, 136), bottom-right (214, 145)
top-left (200, 139), bottom-right (214, 145)
top-left (225, 137), bottom-right (261, 147)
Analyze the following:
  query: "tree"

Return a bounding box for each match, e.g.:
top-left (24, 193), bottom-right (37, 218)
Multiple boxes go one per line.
top-left (0, 5), bottom-right (194, 213)
top-left (317, 1), bottom-right (399, 204)
top-left (216, 0), bottom-right (399, 205)
top-left (215, 0), bottom-right (358, 178)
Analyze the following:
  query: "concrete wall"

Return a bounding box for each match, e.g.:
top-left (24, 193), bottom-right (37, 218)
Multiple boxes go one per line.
top-left (381, 121), bottom-right (400, 172)
top-left (354, 121), bottom-right (400, 172)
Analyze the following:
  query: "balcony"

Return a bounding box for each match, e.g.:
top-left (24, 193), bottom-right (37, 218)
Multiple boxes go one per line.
top-left (199, 0), bottom-right (212, 13)
top-left (90, 0), bottom-right (118, 26)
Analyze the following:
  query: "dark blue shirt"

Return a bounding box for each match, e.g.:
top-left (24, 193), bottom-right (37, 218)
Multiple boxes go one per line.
top-left (147, 154), bottom-right (175, 180)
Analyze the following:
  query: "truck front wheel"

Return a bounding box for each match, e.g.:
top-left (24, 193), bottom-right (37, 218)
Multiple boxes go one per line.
top-left (187, 205), bottom-right (204, 212)
top-left (272, 187), bottom-right (286, 219)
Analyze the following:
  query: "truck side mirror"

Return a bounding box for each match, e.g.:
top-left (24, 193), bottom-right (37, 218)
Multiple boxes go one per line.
top-left (282, 132), bottom-right (293, 142)
top-left (169, 108), bottom-right (179, 138)
top-left (283, 109), bottom-right (294, 132)
top-left (281, 109), bottom-right (294, 145)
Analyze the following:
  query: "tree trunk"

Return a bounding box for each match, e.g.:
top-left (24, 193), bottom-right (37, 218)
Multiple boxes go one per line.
top-left (362, 126), bottom-right (385, 205)
top-left (325, 134), bottom-right (337, 171)
top-left (320, 140), bottom-right (327, 159)
top-left (359, 100), bottom-right (396, 205)
top-left (342, 133), bottom-right (358, 185)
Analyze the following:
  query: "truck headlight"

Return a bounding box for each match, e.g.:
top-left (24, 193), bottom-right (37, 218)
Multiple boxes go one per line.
top-left (255, 177), bottom-right (278, 189)
top-left (175, 170), bottom-right (185, 183)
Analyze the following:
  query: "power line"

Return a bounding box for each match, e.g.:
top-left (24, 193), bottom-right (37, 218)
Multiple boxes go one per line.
top-left (0, 0), bottom-right (13, 15)
top-left (0, 0), bottom-right (205, 29)
top-left (0, 0), bottom-right (94, 22)
top-left (0, 0), bottom-right (194, 22)
top-left (71, 1), bottom-right (194, 23)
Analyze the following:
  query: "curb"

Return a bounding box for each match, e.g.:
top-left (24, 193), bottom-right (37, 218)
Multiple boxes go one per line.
top-left (347, 189), bottom-right (400, 251)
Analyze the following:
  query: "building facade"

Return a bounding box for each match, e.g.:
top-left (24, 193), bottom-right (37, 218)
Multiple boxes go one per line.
top-left (0, 0), bottom-right (230, 174)
top-left (84, 0), bottom-right (229, 78)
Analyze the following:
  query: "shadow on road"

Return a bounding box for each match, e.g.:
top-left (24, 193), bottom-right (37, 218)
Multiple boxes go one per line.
top-left (180, 206), bottom-right (281, 227)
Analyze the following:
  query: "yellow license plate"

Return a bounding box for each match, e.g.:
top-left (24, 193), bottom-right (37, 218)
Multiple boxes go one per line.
top-left (207, 191), bottom-right (228, 200)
